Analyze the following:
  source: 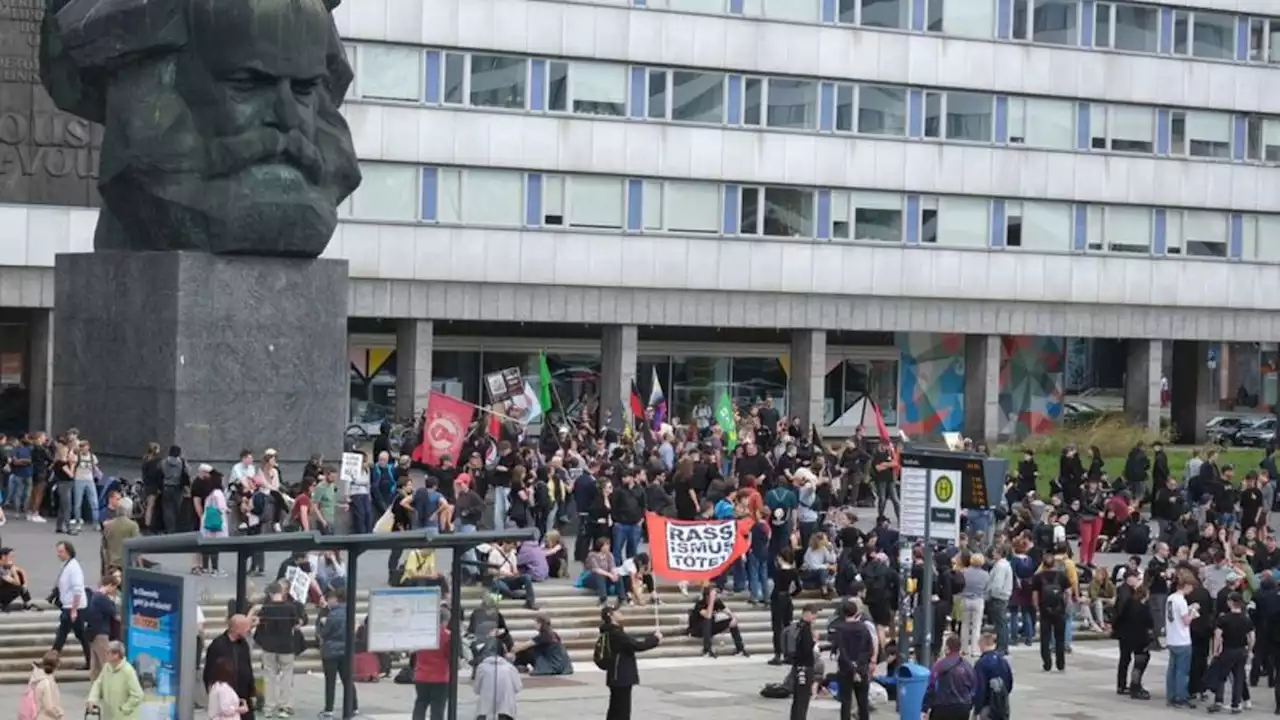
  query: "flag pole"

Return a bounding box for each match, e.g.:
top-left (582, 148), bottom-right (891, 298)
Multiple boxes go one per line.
top-left (439, 393), bottom-right (521, 425)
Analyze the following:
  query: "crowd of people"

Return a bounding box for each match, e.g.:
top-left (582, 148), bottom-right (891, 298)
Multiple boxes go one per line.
top-left (7, 394), bottom-right (1280, 719)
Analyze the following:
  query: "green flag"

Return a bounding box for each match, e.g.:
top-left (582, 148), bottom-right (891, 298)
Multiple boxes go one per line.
top-left (537, 352), bottom-right (553, 411)
top-left (715, 391), bottom-right (737, 451)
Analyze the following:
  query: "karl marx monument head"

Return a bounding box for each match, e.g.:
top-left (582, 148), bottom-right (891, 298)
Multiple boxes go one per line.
top-left (39, 0), bottom-right (361, 257)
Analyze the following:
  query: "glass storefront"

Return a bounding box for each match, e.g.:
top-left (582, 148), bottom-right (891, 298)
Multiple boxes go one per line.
top-left (350, 337), bottom-right (898, 432)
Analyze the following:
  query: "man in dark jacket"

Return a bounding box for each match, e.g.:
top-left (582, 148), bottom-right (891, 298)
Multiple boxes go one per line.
top-left (204, 614), bottom-right (257, 720)
top-left (159, 445), bottom-right (189, 534)
top-left (922, 634), bottom-right (977, 719)
top-left (83, 576), bottom-right (119, 682)
top-left (254, 582), bottom-right (305, 717)
top-left (611, 469), bottom-right (646, 565)
top-left (600, 605), bottom-right (661, 720)
top-left (1186, 576), bottom-right (1216, 700)
top-left (1123, 443), bottom-right (1150, 504)
top-left (830, 599), bottom-right (874, 720)
top-left (1151, 442), bottom-right (1170, 497)
top-left (789, 603), bottom-right (820, 720)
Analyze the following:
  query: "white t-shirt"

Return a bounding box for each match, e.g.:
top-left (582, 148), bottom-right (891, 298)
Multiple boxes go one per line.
top-left (1165, 593), bottom-right (1192, 647)
top-left (618, 559), bottom-right (637, 577)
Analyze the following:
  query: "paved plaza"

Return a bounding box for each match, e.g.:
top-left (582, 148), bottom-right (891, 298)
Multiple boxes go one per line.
top-left (0, 641), bottom-right (1262, 719)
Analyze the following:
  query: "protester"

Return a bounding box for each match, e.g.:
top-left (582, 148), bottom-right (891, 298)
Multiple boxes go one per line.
top-left (254, 582), bottom-right (304, 718)
top-left (786, 603), bottom-right (820, 720)
top-left (85, 641), bottom-right (143, 720)
top-left (599, 604), bottom-right (661, 720)
top-left (1030, 555), bottom-right (1069, 672)
top-left (206, 657), bottom-right (250, 720)
top-left (472, 645), bottom-right (521, 720)
top-left (971, 633), bottom-right (1013, 719)
top-left (24, 650), bottom-right (62, 720)
top-left (687, 585), bottom-right (747, 658)
top-left (1112, 569), bottom-right (1153, 700)
top-left (1207, 591), bottom-right (1253, 714)
top-left (512, 613), bottom-right (573, 675)
top-left (49, 541), bottom-right (89, 668)
top-left (831, 598), bottom-right (875, 720)
top-left (203, 615), bottom-right (257, 720)
top-left (317, 587), bottom-right (357, 719)
top-left (1165, 573), bottom-right (1197, 709)
top-left (0, 546), bottom-right (34, 611)
top-left (958, 553), bottom-right (989, 657)
top-left (83, 575), bottom-right (120, 682)
top-left (921, 634), bottom-right (976, 720)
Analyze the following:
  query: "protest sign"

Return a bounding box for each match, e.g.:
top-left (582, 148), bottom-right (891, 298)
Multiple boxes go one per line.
top-left (644, 512), bottom-right (752, 582)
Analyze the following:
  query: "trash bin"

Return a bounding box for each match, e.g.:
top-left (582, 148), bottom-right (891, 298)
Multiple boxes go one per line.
top-left (897, 662), bottom-right (931, 720)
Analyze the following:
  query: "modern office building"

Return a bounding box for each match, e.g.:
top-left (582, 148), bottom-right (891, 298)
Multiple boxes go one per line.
top-left (2, 0), bottom-right (1278, 442)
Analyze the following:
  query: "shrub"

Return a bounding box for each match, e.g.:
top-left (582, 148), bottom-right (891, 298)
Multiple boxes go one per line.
top-left (999, 417), bottom-right (1176, 459)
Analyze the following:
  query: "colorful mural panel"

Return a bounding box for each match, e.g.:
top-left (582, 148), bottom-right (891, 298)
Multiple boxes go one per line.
top-left (998, 336), bottom-right (1065, 438)
top-left (897, 333), bottom-right (965, 438)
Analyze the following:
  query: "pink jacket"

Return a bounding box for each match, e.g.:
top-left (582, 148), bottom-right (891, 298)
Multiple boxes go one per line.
top-left (206, 682), bottom-right (241, 720)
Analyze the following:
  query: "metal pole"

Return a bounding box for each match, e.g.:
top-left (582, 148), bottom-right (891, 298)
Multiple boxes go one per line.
top-left (342, 549), bottom-right (361, 720)
top-left (447, 548), bottom-right (464, 720)
top-left (919, 470), bottom-right (934, 668)
top-left (235, 552), bottom-right (248, 615)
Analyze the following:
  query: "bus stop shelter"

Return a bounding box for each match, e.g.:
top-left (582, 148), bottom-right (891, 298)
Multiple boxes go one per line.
top-left (124, 527), bottom-right (536, 720)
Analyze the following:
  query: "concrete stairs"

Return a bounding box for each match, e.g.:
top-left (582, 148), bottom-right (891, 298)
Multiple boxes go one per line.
top-left (0, 581), bottom-right (1108, 684)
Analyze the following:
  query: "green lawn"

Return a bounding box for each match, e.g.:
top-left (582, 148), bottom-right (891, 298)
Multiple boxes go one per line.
top-left (993, 447), bottom-right (1268, 497)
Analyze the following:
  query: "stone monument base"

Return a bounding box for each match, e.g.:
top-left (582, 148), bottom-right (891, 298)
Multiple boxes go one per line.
top-left (53, 252), bottom-right (349, 463)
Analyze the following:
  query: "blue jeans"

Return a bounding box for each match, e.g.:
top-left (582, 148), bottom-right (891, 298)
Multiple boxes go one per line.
top-left (491, 574), bottom-right (537, 608)
top-left (746, 554), bottom-right (770, 601)
top-left (715, 558), bottom-right (746, 592)
top-left (71, 477), bottom-right (97, 523)
top-left (802, 568), bottom-right (830, 589)
top-left (584, 573), bottom-right (623, 603)
top-left (457, 523), bottom-right (478, 581)
top-left (349, 494), bottom-right (373, 534)
top-left (493, 487), bottom-right (509, 531)
top-left (6, 474), bottom-right (30, 511)
top-left (612, 523), bottom-right (642, 565)
top-left (1009, 605), bottom-right (1034, 644)
top-left (1167, 644), bottom-right (1192, 703)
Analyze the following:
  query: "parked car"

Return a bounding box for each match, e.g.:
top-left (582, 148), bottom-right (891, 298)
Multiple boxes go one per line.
top-left (1062, 401), bottom-right (1110, 427)
top-left (1206, 415), bottom-right (1269, 446)
top-left (1235, 418), bottom-right (1277, 448)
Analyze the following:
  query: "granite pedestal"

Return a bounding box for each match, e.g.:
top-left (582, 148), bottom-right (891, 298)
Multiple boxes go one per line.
top-left (52, 252), bottom-right (348, 463)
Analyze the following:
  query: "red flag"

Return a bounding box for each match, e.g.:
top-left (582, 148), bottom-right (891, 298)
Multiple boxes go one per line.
top-left (629, 379), bottom-right (644, 420)
top-left (413, 391), bottom-right (473, 466)
top-left (487, 408), bottom-right (501, 439)
top-left (644, 512), bottom-right (753, 583)
top-left (870, 399), bottom-right (892, 446)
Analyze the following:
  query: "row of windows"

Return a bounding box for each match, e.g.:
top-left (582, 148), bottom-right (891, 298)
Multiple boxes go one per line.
top-left (348, 45), bottom-right (1280, 164)
top-left (343, 162), bottom-right (1280, 263)
top-left (617, 0), bottom-right (1280, 67)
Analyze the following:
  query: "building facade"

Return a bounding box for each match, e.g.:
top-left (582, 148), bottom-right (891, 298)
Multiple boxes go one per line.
top-left (2, 0), bottom-right (1279, 442)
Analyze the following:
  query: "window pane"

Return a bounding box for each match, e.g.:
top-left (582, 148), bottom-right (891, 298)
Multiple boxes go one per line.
top-left (351, 163), bottom-right (417, 221)
top-left (936, 196), bottom-right (989, 247)
top-left (1012, 0), bottom-right (1028, 39)
top-left (463, 169), bottom-right (523, 226)
top-left (648, 70), bottom-right (667, 120)
top-left (1173, 11), bottom-right (1189, 54)
top-left (1170, 111), bottom-right (1187, 155)
top-left (835, 85), bottom-right (854, 132)
top-left (665, 181), bottom-right (720, 233)
top-left (766, 78), bottom-right (818, 130)
top-left (837, 0), bottom-right (856, 24)
top-left (741, 187), bottom-right (759, 234)
top-left (744, 78), bottom-right (764, 126)
top-left (831, 190), bottom-right (850, 239)
top-left (1192, 11), bottom-right (1236, 60)
top-left (1104, 206), bottom-right (1151, 253)
top-left (763, 187), bottom-right (814, 237)
top-left (857, 85), bottom-right (907, 136)
top-left (568, 176), bottom-right (624, 230)
top-left (671, 71), bottom-right (725, 124)
top-left (940, 0), bottom-right (995, 38)
top-left (470, 54), bottom-right (526, 109)
top-left (1270, 23), bottom-right (1280, 64)
top-left (443, 53), bottom-right (465, 104)
top-left (1113, 3), bottom-right (1159, 53)
top-left (548, 62), bottom-right (568, 112)
top-left (1186, 110), bottom-right (1232, 159)
top-left (926, 0), bottom-right (942, 32)
top-left (642, 181), bottom-right (663, 230)
top-left (861, 0), bottom-right (908, 29)
top-left (438, 169), bottom-right (461, 223)
top-left (851, 192), bottom-right (903, 242)
top-left (1183, 210), bottom-right (1228, 258)
top-left (1032, 0), bottom-right (1077, 45)
top-left (1022, 97), bottom-right (1074, 149)
top-left (572, 62), bottom-right (626, 116)
top-left (1008, 98), bottom-right (1026, 143)
top-left (1258, 216), bottom-right (1280, 262)
top-left (1264, 118), bottom-right (1280, 162)
top-left (358, 46), bottom-right (422, 101)
top-left (924, 92), bottom-right (942, 138)
top-left (1109, 105), bottom-right (1154, 153)
top-left (1250, 18), bottom-right (1267, 62)
top-left (1018, 200), bottom-right (1072, 251)
top-left (761, 0), bottom-right (818, 22)
top-left (544, 176), bottom-right (565, 225)
top-left (1093, 2), bottom-right (1111, 47)
top-left (945, 92), bottom-right (993, 142)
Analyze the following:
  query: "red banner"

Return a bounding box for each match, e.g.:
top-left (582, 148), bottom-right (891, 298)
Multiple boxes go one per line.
top-left (412, 391), bottom-right (474, 466)
top-left (644, 512), bottom-right (753, 583)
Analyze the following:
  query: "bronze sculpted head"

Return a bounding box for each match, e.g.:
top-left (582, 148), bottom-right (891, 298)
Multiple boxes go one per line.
top-left (40, 0), bottom-right (361, 256)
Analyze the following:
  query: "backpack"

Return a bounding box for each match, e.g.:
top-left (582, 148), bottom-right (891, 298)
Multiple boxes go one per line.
top-left (593, 631), bottom-right (613, 671)
top-left (1039, 570), bottom-right (1066, 614)
top-left (202, 503), bottom-right (224, 533)
top-left (18, 680), bottom-right (40, 720)
top-left (981, 676), bottom-right (1011, 720)
top-left (759, 682), bottom-right (792, 699)
top-left (780, 620), bottom-right (803, 664)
